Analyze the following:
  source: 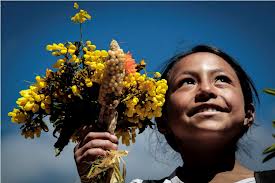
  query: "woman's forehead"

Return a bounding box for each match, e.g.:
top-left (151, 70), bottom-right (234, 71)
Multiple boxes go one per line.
top-left (168, 52), bottom-right (238, 80)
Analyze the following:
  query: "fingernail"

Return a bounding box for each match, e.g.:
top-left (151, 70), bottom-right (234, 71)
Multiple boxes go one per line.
top-left (111, 134), bottom-right (117, 139)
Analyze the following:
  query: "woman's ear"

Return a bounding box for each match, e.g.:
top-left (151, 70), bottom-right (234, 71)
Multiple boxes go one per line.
top-left (244, 103), bottom-right (255, 127)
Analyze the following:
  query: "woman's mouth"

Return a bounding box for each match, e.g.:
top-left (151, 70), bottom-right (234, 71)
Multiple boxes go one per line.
top-left (187, 104), bottom-right (230, 117)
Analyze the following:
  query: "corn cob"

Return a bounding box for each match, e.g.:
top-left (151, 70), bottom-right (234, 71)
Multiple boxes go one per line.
top-left (98, 40), bottom-right (125, 133)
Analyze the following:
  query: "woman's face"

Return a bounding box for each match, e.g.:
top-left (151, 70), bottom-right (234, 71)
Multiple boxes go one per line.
top-left (166, 52), bottom-right (249, 147)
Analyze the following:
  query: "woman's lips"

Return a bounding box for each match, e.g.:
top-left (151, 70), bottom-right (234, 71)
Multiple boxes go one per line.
top-left (187, 104), bottom-right (229, 117)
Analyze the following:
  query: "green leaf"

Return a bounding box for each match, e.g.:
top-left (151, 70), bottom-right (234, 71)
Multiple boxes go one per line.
top-left (55, 148), bottom-right (61, 156)
top-left (263, 88), bottom-right (275, 96)
top-left (263, 144), bottom-right (275, 154)
top-left (272, 120), bottom-right (275, 128)
top-left (263, 151), bottom-right (275, 163)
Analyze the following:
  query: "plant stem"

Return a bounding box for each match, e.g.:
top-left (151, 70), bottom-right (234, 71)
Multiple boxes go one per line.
top-left (79, 23), bottom-right (85, 69)
top-left (80, 23), bottom-right (83, 42)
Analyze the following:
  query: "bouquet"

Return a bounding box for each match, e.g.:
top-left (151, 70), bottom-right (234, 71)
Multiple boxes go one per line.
top-left (8, 2), bottom-right (168, 183)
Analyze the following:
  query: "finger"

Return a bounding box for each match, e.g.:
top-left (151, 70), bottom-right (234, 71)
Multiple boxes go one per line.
top-left (74, 143), bottom-right (79, 153)
top-left (82, 132), bottom-right (118, 147)
top-left (78, 125), bottom-right (93, 140)
top-left (79, 139), bottom-right (118, 156)
top-left (74, 139), bottom-right (118, 162)
top-left (76, 148), bottom-right (107, 164)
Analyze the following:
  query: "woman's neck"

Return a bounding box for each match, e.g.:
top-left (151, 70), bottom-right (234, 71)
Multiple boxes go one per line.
top-left (177, 160), bottom-right (253, 183)
top-left (177, 145), bottom-right (237, 182)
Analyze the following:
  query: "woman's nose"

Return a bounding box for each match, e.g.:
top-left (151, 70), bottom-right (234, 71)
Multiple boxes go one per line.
top-left (195, 81), bottom-right (217, 102)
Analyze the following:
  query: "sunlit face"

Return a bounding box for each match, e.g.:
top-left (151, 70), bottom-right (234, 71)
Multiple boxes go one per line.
top-left (166, 52), bottom-right (247, 147)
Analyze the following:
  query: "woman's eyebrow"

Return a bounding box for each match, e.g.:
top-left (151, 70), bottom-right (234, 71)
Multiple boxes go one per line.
top-left (176, 70), bottom-right (199, 77)
top-left (170, 71), bottom-right (198, 86)
top-left (209, 69), bottom-right (226, 74)
top-left (209, 69), bottom-right (235, 78)
top-left (172, 69), bottom-right (236, 81)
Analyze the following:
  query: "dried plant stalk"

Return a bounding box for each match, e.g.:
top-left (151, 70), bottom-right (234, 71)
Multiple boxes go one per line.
top-left (88, 40), bottom-right (126, 183)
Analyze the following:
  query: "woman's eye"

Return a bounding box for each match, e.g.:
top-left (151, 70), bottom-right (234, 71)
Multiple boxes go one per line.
top-left (179, 78), bottom-right (195, 86)
top-left (215, 75), bottom-right (231, 84)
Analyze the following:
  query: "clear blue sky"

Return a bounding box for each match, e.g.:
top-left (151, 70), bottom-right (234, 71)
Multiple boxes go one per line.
top-left (2, 2), bottom-right (275, 183)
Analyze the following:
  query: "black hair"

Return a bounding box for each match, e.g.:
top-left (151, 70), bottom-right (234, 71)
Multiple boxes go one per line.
top-left (155, 44), bottom-right (259, 152)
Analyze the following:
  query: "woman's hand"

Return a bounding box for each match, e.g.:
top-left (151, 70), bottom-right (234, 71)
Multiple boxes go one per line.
top-left (74, 130), bottom-right (118, 178)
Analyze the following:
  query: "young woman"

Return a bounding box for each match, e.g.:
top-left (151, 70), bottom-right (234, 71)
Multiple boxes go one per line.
top-left (74, 45), bottom-right (273, 183)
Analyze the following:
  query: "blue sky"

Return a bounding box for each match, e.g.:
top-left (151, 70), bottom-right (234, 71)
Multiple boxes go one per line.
top-left (1, 1), bottom-right (275, 183)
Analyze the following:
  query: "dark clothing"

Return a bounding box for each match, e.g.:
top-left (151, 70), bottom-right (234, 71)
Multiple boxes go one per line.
top-left (254, 170), bottom-right (275, 183)
top-left (141, 169), bottom-right (275, 183)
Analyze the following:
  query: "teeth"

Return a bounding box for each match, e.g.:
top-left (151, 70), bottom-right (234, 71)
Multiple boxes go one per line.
top-left (198, 108), bottom-right (217, 113)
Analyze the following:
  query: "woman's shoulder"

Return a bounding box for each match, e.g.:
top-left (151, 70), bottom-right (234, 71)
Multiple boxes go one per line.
top-left (130, 167), bottom-right (183, 183)
top-left (130, 168), bottom-right (275, 183)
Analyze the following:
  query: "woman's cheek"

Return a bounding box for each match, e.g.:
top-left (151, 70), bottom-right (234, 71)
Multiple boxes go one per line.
top-left (223, 89), bottom-right (246, 124)
top-left (167, 93), bottom-right (192, 128)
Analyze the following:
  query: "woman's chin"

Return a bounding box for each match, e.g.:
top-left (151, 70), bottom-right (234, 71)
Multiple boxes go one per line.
top-left (179, 123), bottom-right (239, 146)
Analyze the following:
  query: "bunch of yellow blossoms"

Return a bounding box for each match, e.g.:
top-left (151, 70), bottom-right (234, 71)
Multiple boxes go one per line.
top-left (8, 74), bottom-right (51, 138)
top-left (8, 3), bottom-right (169, 183)
top-left (8, 2), bottom-right (168, 153)
top-left (8, 76), bottom-right (51, 122)
top-left (71, 2), bottom-right (91, 24)
top-left (9, 40), bottom-right (168, 146)
top-left (123, 73), bottom-right (167, 125)
top-left (83, 41), bottom-right (109, 84)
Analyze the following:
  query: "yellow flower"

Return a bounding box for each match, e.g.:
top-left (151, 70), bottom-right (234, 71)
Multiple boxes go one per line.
top-left (53, 59), bottom-right (65, 69)
top-left (24, 101), bottom-right (34, 111)
top-left (85, 78), bottom-right (93, 87)
top-left (30, 86), bottom-right (39, 93)
top-left (94, 50), bottom-right (101, 57)
top-left (40, 94), bottom-right (45, 101)
top-left (154, 72), bottom-right (161, 78)
top-left (46, 69), bottom-right (53, 78)
top-left (74, 2), bottom-right (79, 9)
top-left (96, 63), bottom-right (105, 70)
top-left (71, 9), bottom-right (91, 24)
top-left (41, 102), bottom-right (46, 110)
top-left (34, 76), bottom-right (47, 89)
top-left (22, 126), bottom-right (42, 139)
top-left (132, 97), bottom-right (139, 106)
top-left (60, 48), bottom-right (67, 54)
top-left (35, 76), bottom-right (43, 82)
top-left (46, 45), bottom-right (53, 51)
top-left (71, 85), bottom-right (80, 95)
top-left (88, 44), bottom-right (96, 51)
top-left (101, 50), bottom-right (109, 58)
top-left (68, 44), bottom-right (77, 55)
top-left (83, 47), bottom-right (88, 52)
top-left (19, 89), bottom-right (29, 97)
top-left (45, 96), bottom-right (51, 104)
top-left (52, 51), bottom-right (61, 56)
top-left (69, 55), bottom-right (80, 63)
top-left (34, 94), bottom-right (42, 102)
top-left (11, 110), bottom-right (27, 123)
top-left (32, 104), bottom-right (40, 113)
top-left (16, 97), bottom-right (28, 106)
top-left (46, 43), bottom-right (67, 56)
top-left (86, 40), bottom-right (92, 45)
top-left (8, 108), bottom-right (19, 117)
